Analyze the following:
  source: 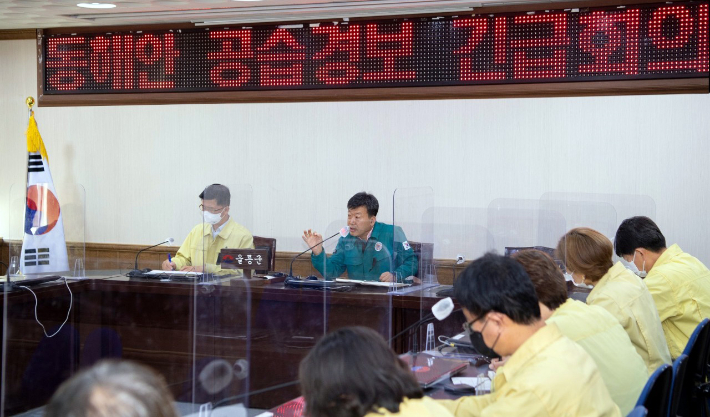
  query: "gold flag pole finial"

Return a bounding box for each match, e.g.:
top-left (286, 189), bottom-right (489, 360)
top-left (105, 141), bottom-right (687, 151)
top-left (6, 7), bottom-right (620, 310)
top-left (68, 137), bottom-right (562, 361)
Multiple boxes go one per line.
top-left (26, 97), bottom-right (35, 119)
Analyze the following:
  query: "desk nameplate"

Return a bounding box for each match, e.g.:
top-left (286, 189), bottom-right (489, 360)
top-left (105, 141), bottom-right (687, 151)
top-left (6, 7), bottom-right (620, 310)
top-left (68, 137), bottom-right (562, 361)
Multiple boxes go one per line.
top-left (220, 248), bottom-right (270, 278)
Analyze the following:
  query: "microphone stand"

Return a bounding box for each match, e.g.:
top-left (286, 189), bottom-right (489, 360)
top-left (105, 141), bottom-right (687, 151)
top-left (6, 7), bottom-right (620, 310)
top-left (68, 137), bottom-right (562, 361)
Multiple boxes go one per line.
top-left (288, 230), bottom-right (344, 279)
top-left (131, 240), bottom-right (171, 274)
top-left (389, 308), bottom-right (462, 353)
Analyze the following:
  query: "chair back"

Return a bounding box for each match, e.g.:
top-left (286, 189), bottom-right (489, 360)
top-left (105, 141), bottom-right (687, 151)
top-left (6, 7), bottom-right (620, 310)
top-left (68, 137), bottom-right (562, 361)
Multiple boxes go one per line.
top-left (253, 235), bottom-right (276, 273)
top-left (636, 364), bottom-right (672, 417)
top-left (678, 318), bottom-right (710, 416)
top-left (682, 318), bottom-right (710, 377)
top-left (408, 241), bottom-right (433, 279)
top-left (627, 405), bottom-right (648, 417)
top-left (669, 354), bottom-right (689, 417)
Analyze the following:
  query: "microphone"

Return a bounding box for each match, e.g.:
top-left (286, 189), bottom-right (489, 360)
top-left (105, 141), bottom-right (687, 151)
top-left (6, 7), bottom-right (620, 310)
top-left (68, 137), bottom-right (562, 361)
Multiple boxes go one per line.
top-left (389, 297), bottom-right (498, 358)
top-left (288, 227), bottom-right (349, 280)
top-left (452, 254), bottom-right (465, 280)
top-left (133, 238), bottom-right (174, 271)
top-left (389, 297), bottom-right (455, 350)
top-left (435, 255), bottom-right (466, 298)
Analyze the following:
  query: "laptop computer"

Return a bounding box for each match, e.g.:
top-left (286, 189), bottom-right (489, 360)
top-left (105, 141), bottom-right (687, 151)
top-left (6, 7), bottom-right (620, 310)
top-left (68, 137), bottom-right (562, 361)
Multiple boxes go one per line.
top-left (400, 352), bottom-right (468, 388)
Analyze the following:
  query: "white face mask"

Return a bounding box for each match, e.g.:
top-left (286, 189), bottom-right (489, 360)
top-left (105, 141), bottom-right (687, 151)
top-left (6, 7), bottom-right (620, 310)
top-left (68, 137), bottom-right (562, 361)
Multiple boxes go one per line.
top-left (619, 258), bottom-right (641, 274)
top-left (631, 251), bottom-right (647, 278)
top-left (564, 272), bottom-right (594, 289)
top-left (203, 209), bottom-right (224, 225)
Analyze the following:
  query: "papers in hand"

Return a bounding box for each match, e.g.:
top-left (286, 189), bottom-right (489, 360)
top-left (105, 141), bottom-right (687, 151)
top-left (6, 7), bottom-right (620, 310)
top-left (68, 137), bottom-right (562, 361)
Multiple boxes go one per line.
top-left (335, 278), bottom-right (410, 288)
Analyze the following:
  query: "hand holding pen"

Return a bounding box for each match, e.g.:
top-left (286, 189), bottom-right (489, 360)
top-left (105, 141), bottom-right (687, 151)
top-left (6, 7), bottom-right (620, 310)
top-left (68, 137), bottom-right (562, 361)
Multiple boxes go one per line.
top-left (161, 253), bottom-right (176, 271)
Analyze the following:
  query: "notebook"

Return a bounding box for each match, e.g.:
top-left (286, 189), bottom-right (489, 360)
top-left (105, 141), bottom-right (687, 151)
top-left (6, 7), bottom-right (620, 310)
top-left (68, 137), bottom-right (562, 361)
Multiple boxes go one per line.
top-left (400, 352), bottom-right (468, 388)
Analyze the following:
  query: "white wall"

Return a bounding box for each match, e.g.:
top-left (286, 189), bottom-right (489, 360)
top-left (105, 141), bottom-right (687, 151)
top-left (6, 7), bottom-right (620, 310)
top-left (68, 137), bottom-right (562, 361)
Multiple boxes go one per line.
top-left (2, 39), bottom-right (709, 264)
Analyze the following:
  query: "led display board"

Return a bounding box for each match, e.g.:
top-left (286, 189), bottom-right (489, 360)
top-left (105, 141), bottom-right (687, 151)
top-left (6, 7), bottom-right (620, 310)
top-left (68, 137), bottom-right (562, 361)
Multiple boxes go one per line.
top-left (41, 1), bottom-right (708, 95)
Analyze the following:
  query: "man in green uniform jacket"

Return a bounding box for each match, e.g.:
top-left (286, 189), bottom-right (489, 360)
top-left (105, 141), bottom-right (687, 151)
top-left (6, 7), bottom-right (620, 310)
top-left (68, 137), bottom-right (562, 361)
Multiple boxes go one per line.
top-left (302, 192), bottom-right (418, 282)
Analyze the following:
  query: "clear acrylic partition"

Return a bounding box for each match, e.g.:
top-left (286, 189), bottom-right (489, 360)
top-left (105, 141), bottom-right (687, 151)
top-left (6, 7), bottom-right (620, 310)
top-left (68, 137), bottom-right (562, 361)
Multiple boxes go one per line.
top-left (540, 192), bottom-right (656, 261)
top-left (319, 218), bottom-right (349, 277)
top-left (392, 187), bottom-right (437, 354)
top-left (486, 197), bottom-right (575, 301)
top-left (7, 182), bottom-right (86, 278)
top-left (186, 183), bottom-right (254, 414)
top-left (554, 200), bottom-right (619, 301)
top-left (415, 206), bottom-right (493, 360)
top-left (2, 183), bottom-right (85, 416)
top-left (427, 206), bottom-right (493, 278)
top-left (249, 205), bottom-right (395, 412)
top-left (487, 198), bottom-right (567, 255)
top-left (538, 199), bottom-right (618, 242)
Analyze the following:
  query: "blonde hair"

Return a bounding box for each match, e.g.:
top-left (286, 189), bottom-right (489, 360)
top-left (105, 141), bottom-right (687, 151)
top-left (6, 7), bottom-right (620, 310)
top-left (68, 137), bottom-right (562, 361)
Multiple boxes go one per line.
top-left (556, 228), bottom-right (613, 283)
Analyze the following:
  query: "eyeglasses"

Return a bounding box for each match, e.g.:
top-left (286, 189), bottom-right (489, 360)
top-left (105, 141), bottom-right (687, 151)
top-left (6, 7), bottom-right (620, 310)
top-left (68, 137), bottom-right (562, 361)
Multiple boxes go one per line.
top-left (462, 314), bottom-right (489, 336)
top-left (199, 204), bottom-right (225, 214)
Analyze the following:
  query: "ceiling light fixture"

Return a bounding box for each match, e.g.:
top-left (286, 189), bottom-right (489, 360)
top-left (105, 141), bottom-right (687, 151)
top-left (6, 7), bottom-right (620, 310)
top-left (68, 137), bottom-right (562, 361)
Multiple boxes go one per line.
top-left (77, 3), bottom-right (117, 8)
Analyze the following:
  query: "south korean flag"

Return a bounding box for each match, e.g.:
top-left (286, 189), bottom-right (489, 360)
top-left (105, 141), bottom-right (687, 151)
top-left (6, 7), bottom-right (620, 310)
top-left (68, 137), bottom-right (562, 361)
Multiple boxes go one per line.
top-left (20, 113), bottom-right (69, 276)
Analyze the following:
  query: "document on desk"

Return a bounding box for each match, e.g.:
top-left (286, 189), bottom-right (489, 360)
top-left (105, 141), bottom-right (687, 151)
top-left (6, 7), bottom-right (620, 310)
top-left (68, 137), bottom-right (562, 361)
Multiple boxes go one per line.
top-left (144, 270), bottom-right (201, 277)
top-left (260, 275), bottom-right (281, 280)
top-left (335, 278), bottom-right (410, 288)
top-left (252, 274), bottom-right (286, 282)
top-left (452, 370), bottom-right (495, 393)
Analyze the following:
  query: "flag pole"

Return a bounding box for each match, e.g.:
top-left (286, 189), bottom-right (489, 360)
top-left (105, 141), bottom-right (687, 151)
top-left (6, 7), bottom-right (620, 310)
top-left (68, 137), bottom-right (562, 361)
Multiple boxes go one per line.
top-left (22, 97), bottom-right (35, 276)
top-left (26, 96), bottom-right (34, 120)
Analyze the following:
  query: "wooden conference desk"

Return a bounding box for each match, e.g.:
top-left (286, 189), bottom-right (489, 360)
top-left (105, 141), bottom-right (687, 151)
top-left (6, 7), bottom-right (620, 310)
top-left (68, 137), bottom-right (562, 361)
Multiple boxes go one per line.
top-left (0, 274), bottom-right (464, 415)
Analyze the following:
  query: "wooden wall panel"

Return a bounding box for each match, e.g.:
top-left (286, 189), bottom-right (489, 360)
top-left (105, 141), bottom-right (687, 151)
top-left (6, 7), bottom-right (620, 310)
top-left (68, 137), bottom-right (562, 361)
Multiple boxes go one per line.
top-left (0, 240), bottom-right (459, 285)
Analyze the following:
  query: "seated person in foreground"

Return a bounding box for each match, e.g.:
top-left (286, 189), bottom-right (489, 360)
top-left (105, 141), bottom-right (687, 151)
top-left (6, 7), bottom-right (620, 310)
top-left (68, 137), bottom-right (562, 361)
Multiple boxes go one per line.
top-left (511, 249), bottom-right (646, 415)
top-left (557, 227), bottom-right (671, 374)
top-left (299, 326), bottom-right (454, 417)
top-left (44, 359), bottom-right (179, 417)
top-left (162, 184), bottom-right (254, 274)
top-left (615, 216), bottom-right (710, 359)
top-left (302, 192), bottom-right (417, 282)
top-left (438, 253), bottom-right (621, 417)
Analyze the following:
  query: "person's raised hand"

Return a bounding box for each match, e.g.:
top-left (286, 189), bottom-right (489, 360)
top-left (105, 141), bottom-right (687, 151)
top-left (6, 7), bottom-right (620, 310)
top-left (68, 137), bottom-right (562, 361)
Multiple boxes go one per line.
top-left (302, 229), bottom-right (324, 255)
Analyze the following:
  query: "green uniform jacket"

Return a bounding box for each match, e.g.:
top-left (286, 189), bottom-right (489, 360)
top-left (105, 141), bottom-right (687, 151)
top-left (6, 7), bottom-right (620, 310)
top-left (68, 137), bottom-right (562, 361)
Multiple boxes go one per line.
top-left (311, 222), bottom-right (418, 281)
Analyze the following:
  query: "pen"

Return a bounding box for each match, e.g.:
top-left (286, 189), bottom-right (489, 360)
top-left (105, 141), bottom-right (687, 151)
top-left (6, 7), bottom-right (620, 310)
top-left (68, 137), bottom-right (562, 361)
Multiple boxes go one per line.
top-left (168, 253), bottom-right (173, 270)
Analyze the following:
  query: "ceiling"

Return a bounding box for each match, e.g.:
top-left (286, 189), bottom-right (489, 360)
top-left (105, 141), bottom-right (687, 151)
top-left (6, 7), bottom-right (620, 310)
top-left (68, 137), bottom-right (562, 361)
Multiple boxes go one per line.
top-left (0, 0), bottom-right (584, 30)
